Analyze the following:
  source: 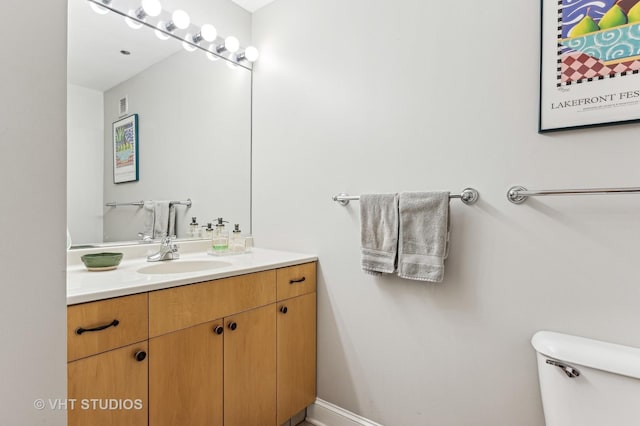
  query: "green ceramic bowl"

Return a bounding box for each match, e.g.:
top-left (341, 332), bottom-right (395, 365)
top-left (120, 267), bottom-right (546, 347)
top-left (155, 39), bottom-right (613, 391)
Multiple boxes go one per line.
top-left (81, 252), bottom-right (123, 271)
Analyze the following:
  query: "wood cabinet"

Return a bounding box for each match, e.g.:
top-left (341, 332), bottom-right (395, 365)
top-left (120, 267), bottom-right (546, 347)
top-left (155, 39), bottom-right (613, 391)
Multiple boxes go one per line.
top-left (149, 321), bottom-right (224, 426)
top-left (67, 262), bottom-right (316, 426)
top-left (224, 304), bottom-right (277, 426)
top-left (67, 293), bottom-right (149, 426)
top-left (148, 270), bottom-right (276, 337)
top-left (277, 292), bottom-right (317, 425)
top-left (68, 342), bottom-right (148, 426)
top-left (67, 292), bottom-right (148, 362)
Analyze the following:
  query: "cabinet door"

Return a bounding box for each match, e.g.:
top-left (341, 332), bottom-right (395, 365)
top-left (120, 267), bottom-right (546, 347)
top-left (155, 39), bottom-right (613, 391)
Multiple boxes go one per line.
top-left (149, 321), bottom-right (224, 426)
top-left (68, 342), bottom-right (148, 426)
top-left (277, 293), bottom-right (317, 424)
top-left (224, 304), bottom-right (277, 426)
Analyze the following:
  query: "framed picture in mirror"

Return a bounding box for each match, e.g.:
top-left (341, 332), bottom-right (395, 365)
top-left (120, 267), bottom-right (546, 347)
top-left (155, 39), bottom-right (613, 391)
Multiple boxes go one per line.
top-left (113, 114), bottom-right (139, 183)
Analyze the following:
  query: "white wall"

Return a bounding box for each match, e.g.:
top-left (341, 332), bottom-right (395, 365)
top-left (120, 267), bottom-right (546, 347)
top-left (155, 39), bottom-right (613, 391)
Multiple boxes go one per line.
top-left (0, 0), bottom-right (67, 424)
top-left (68, 84), bottom-right (104, 245)
top-left (102, 51), bottom-right (251, 242)
top-left (252, 1), bottom-right (640, 425)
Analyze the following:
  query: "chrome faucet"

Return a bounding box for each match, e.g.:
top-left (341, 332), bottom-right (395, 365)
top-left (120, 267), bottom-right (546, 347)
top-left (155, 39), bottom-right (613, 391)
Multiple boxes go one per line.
top-left (147, 236), bottom-right (180, 262)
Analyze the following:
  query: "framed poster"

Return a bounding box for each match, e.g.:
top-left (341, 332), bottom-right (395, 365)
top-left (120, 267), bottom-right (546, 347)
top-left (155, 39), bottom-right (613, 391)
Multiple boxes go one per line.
top-left (540, 0), bottom-right (640, 132)
top-left (113, 114), bottom-right (139, 183)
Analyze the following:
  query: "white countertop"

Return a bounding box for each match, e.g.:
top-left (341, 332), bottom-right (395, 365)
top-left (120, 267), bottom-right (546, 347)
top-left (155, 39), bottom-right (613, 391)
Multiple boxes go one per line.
top-left (67, 245), bottom-right (317, 305)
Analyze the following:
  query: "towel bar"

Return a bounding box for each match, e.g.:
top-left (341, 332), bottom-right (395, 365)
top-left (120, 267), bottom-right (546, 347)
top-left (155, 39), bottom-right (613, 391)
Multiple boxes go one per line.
top-left (507, 186), bottom-right (640, 204)
top-left (105, 200), bottom-right (144, 207)
top-left (106, 199), bottom-right (192, 208)
top-left (332, 188), bottom-right (480, 206)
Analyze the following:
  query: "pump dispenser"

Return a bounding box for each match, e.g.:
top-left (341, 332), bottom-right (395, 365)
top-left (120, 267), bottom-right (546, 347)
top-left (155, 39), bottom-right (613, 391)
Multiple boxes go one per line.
top-left (203, 222), bottom-right (214, 240)
top-left (229, 224), bottom-right (245, 253)
top-left (188, 217), bottom-right (200, 238)
top-left (212, 218), bottom-right (229, 252)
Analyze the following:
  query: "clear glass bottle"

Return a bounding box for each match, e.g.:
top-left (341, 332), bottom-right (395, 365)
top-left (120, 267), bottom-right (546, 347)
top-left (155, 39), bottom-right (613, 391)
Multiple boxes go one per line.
top-left (229, 224), bottom-right (246, 253)
top-left (203, 222), bottom-right (214, 241)
top-left (188, 217), bottom-right (200, 238)
top-left (212, 218), bottom-right (229, 253)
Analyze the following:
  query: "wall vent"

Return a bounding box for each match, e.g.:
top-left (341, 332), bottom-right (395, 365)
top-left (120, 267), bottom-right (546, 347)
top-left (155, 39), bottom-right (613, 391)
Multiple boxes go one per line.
top-left (119, 96), bottom-right (128, 116)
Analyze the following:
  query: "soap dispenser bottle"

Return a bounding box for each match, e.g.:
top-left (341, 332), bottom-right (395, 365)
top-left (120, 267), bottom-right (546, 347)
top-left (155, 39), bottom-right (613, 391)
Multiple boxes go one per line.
top-left (188, 217), bottom-right (200, 238)
top-left (229, 224), bottom-right (246, 253)
top-left (212, 218), bottom-right (229, 253)
top-left (203, 222), bottom-right (214, 241)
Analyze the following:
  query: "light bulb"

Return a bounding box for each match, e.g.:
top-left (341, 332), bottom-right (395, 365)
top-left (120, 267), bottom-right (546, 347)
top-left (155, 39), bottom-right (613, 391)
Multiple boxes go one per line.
top-left (155, 22), bottom-right (170, 40)
top-left (243, 46), bottom-right (259, 62)
top-left (182, 35), bottom-right (197, 52)
top-left (206, 45), bottom-right (219, 61)
top-left (172, 10), bottom-right (190, 29)
top-left (200, 24), bottom-right (217, 42)
top-left (224, 36), bottom-right (240, 53)
top-left (141, 0), bottom-right (162, 17)
top-left (125, 12), bottom-right (143, 29)
top-left (89, 1), bottom-right (110, 15)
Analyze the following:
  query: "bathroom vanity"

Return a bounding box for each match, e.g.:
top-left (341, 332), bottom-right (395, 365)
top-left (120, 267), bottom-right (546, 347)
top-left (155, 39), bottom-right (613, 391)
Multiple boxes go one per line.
top-left (66, 243), bottom-right (317, 426)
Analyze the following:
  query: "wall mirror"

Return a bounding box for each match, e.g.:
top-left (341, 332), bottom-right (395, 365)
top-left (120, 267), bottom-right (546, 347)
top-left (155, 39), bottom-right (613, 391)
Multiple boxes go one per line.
top-left (67, 0), bottom-right (252, 247)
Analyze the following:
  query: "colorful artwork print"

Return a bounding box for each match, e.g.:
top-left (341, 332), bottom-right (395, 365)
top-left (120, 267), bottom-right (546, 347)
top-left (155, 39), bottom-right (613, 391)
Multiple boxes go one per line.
top-left (115, 121), bottom-right (135, 168)
top-left (112, 114), bottom-right (139, 183)
top-left (559, 0), bottom-right (640, 86)
top-left (540, 0), bottom-right (640, 131)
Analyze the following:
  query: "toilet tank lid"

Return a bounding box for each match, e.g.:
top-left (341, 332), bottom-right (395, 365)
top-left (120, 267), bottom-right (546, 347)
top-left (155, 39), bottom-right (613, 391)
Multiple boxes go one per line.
top-left (532, 331), bottom-right (640, 380)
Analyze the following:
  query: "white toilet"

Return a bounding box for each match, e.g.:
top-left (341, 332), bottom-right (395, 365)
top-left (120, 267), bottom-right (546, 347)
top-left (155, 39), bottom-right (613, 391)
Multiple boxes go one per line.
top-left (532, 330), bottom-right (640, 426)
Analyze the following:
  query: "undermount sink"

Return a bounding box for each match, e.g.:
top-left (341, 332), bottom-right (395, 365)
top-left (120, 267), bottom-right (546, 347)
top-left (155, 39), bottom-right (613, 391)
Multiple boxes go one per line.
top-left (137, 260), bottom-right (232, 275)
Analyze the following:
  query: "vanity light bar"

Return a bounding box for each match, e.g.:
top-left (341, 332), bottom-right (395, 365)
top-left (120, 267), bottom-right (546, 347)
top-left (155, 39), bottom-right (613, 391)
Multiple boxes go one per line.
top-left (86, 0), bottom-right (258, 70)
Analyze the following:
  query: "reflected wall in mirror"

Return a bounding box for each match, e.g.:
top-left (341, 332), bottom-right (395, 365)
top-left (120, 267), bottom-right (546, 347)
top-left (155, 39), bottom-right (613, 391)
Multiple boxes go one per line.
top-left (67, 0), bottom-right (252, 247)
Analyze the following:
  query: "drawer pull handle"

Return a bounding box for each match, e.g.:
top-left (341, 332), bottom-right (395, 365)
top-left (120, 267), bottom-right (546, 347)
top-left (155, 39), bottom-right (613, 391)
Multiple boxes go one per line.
top-left (134, 351), bottom-right (147, 362)
top-left (228, 322), bottom-right (238, 331)
top-left (289, 277), bottom-right (306, 284)
top-left (213, 325), bottom-right (224, 335)
top-left (280, 306), bottom-right (288, 314)
top-left (75, 319), bottom-right (120, 335)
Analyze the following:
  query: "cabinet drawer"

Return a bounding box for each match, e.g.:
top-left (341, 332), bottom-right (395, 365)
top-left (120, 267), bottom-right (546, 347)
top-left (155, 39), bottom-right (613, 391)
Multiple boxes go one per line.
top-left (67, 293), bottom-right (148, 362)
top-left (149, 270), bottom-right (276, 337)
top-left (276, 262), bottom-right (316, 300)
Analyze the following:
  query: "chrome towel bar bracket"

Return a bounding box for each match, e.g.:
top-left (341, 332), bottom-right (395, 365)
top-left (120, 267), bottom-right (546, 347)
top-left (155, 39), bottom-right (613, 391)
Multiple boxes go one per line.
top-left (332, 188), bottom-right (480, 206)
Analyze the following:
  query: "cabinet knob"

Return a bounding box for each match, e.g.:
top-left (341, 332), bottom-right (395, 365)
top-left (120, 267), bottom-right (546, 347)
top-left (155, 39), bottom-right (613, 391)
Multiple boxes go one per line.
top-left (280, 306), bottom-right (288, 314)
top-left (213, 325), bottom-right (224, 335)
top-left (134, 351), bottom-right (147, 362)
top-left (228, 322), bottom-right (237, 331)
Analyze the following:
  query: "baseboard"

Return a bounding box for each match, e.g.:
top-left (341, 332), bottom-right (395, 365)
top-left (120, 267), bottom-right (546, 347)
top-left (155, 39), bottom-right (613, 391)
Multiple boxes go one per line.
top-left (305, 398), bottom-right (384, 426)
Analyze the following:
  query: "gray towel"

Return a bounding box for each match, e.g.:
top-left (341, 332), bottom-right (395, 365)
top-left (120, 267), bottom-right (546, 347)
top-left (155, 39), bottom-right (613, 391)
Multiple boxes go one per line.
top-left (398, 192), bottom-right (450, 282)
top-left (153, 201), bottom-right (176, 239)
top-left (142, 200), bottom-right (156, 239)
top-left (168, 203), bottom-right (176, 238)
top-left (360, 193), bottom-right (399, 275)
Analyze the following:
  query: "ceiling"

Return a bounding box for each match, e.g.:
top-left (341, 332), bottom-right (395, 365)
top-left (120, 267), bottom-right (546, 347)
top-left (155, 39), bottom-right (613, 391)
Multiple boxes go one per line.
top-left (68, 0), bottom-right (183, 91)
top-left (230, 0), bottom-right (275, 12)
top-left (68, 0), bottom-right (273, 92)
